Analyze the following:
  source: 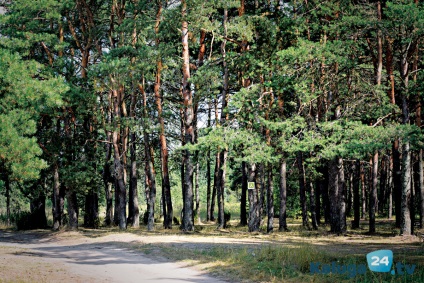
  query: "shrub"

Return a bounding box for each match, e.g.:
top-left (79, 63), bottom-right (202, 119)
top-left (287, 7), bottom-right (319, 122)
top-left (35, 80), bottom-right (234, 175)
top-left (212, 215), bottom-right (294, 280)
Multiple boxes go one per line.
top-left (143, 211), bottom-right (149, 225)
top-left (15, 211), bottom-right (48, 230)
top-left (224, 210), bottom-right (231, 224)
top-left (173, 216), bottom-right (180, 225)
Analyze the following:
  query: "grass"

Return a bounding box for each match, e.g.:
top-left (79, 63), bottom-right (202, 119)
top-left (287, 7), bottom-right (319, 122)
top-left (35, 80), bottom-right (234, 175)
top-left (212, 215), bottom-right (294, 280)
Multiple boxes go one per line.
top-left (135, 241), bottom-right (323, 282)
top-left (136, 241), bottom-right (424, 283)
top-left (136, 239), bottom-right (417, 282)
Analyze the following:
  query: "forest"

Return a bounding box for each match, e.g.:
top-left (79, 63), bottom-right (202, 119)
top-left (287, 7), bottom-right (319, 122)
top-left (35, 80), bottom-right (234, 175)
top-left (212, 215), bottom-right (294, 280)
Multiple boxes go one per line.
top-left (0, 0), bottom-right (423, 237)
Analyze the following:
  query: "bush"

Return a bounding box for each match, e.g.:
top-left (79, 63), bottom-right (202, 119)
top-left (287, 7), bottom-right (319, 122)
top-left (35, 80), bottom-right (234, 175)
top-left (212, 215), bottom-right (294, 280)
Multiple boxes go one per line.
top-left (13, 210), bottom-right (48, 230)
top-left (15, 211), bottom-right (47, 230)
top-left (224, 210), bottom-right (231, 224)
top-left (143, 211), bottom-right (149, 225)
top-left (15, 211), bottom-right (32, 230)
top-left (173, 216), bottom-right (180, 225)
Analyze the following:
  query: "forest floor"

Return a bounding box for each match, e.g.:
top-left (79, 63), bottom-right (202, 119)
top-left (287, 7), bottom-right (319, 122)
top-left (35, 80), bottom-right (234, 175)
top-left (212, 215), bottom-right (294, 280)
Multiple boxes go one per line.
top-left (0, 219), bottom-right (423, 282)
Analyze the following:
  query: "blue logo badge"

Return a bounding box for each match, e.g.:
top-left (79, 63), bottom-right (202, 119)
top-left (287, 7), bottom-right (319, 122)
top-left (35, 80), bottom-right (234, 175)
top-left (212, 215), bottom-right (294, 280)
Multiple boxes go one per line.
top-left (366, 250), bottom-right (393, 273)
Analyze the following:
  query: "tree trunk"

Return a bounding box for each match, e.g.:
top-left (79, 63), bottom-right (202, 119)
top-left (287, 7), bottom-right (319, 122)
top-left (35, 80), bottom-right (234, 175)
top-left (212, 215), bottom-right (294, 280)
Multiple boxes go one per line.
top-left (193, 101), bottom-right (200, 226)
top-left (369, 151), bottom-right (378, 233)
top-left (195, 162), bottom-right (201, 224)
top-left (258, 164), bottom-right (265, 221)
top-left (366, 2), bottom-right (382, 233)
top-left (386, 35), bottom-right (395, 104)
top-left (419, 150), bottom-right (424, 228)
top-left (248, 163), bottom-right (260, 232)
top-left (105, 181), bottom-right (113, 226)
top-left (103, 126), bottom-right (113, 226)
top-left (82, 116), bottom-right (99, 229)
top-left (84, 190), bottom-right (99, 228)
top-left (182, 149), bottom-right (194, 231)
top-left (154, 1), bottom-right (172, 230)
top-left (52, 118), bottom-right (64, 230)
top-left (159, 97), bottom-right (173, 229)
top-left (361, 163), bottom-right (367, 219)
top-left (145, 143), bottom-right (157, 231)
top-left (30, 191), bottom-right (47, 229)
top-left (400, 48), bottom-right (412, 235)
top-left (206, 104), bottom-right (212, 222)
top-left (411, 155), bottom-right (416, 235)
top-left (412, 36), bottom-right (423, 228)
top-left (401, 143), bottom-right (412, 235)
top-left (52, 164), bottom-right (65, 230)
top-left (128, 76), bottom-right (139, 228)
top-left (297, 152), bottom-right (309, 228)
top-left (180, 107), bottom-right (185, 222)
top-left (388, 155), bottom-right (393, 219)
top-left (216, 8), bottom-right (229, 229)
top-left (352, 159), bottom-right (360, 229)
top-left (414, 38), bottom-right (423, 229)
top-left (206, 148), bottom-right (212, 221)
top-left (279, 159), bottom-right (288, 231)
top-left (240, 161), bottom-right (248, 226)
top-left (113, 178), bottom-right (120, 226)
top-left (329, 157), bottom-right (346, 234)
top-left (210, 98), bottom-right (220, 222)
top-left (111, 86), bottom-right (127, 230)
top-left (181, 0), bottom-right (194, 231)
top-left (320, 166), bottom-right (331, 224)
top-left (375, 1), bottom-right (383, 86)
top-left (128, 131), bottom-right (139, 227)
top-left (141, 79), bottom-right (157, 231)
top-left (210, 154), bottom-right (218, 222)
top-left (309, 181), bottom-right (318, 230)
top-left (266, 164), bottom-right (274, 233)
top-left (192, 26), bottom-right (205, 225)
top-left (115, 159), bottom-right (126, 230)
top-left (389, 29), bottom-right (401, 225)
top-left (216, 149), bottom-right (227, 228)
top-left (66, 189), bottom-right (78, 230)
top-left (390, 36), bottom-right (401, 222)
top-left (346, 171), bottom-right (353, 218)
top-left (379, 155), bottom-right (387, 215)
top-left (206, 166), bottom-right (212, 223)
top-left (338, 158), bottom-right (347, 234)
top-left (392, 141), bottom-right (401, 227)
top-left (315, 179), bottom-right (322, 225)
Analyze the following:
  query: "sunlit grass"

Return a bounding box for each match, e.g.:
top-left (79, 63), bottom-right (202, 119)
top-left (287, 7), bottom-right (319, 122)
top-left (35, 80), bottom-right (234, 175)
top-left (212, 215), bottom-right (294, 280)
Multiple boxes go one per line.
top-left (135, 240), bottom-right (424, 283)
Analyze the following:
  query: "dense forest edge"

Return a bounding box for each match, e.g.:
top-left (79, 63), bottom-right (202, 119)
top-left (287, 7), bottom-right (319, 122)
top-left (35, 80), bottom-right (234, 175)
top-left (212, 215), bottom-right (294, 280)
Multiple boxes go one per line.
top-left (1, 0), bottom-right (424, 241)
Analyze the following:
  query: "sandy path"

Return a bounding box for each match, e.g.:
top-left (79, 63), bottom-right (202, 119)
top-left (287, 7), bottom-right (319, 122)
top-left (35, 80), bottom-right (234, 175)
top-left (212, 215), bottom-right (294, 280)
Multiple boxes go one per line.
top-left (0, 231), bottom-right (228, 283)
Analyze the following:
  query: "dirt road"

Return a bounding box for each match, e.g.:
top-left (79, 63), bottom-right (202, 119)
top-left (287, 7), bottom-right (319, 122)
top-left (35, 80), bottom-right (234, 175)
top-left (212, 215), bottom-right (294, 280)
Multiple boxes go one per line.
top-left (0, 230), bottom-right (228, 283)
top-left (1, 226), bottom-right (422, 283)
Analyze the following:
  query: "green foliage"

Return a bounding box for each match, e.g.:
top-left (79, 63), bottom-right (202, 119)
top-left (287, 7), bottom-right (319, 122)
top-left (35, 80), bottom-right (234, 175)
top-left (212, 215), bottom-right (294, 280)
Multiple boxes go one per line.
top-left (0, 49), bottom-right (67, 181)
top-left (0, 0), bottom-right (423, 236)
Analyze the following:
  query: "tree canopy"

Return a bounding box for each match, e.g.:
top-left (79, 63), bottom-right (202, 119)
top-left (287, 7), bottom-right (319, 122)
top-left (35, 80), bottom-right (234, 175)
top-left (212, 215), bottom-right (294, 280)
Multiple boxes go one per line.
top-left (0, 0), bottom-right (423, 236)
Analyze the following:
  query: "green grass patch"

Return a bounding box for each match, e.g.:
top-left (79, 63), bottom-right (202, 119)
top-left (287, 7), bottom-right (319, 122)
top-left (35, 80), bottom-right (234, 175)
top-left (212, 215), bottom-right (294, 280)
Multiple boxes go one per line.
top-left (139, 242), bottom-right (351, 282)
top-left (134, 236), bottom-right (424, 283)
